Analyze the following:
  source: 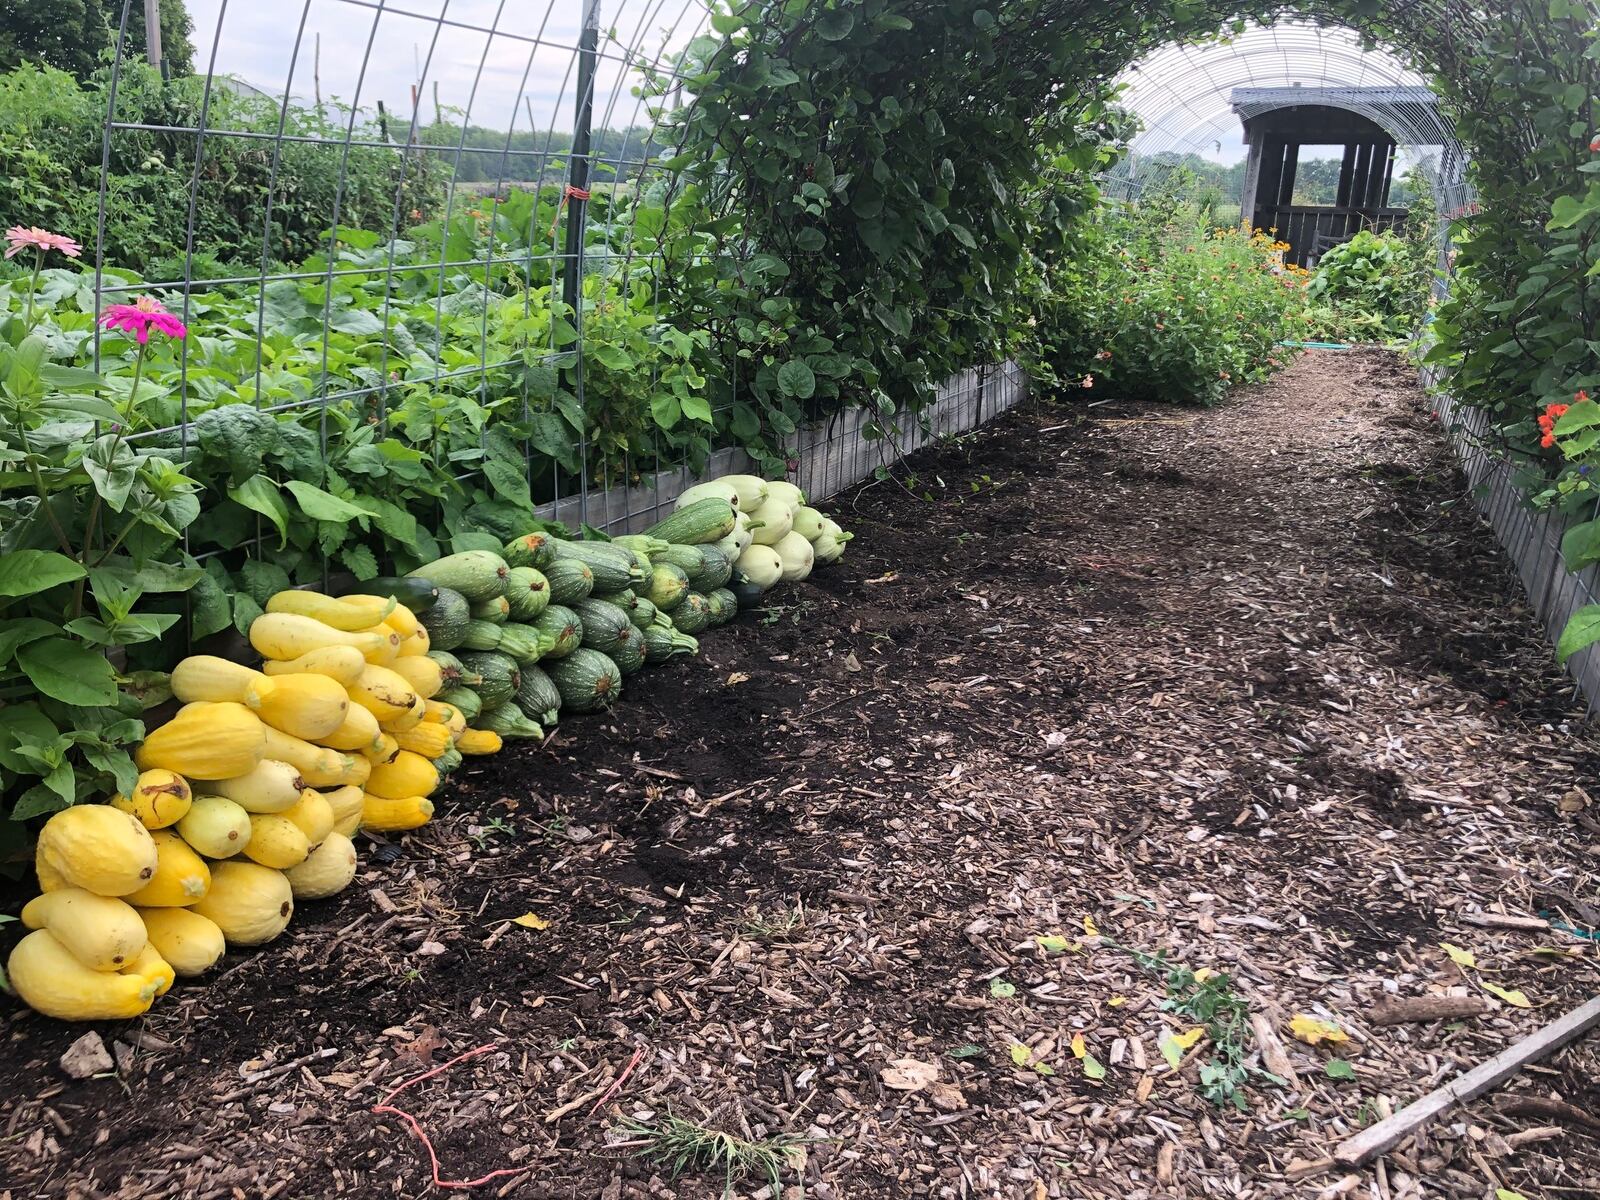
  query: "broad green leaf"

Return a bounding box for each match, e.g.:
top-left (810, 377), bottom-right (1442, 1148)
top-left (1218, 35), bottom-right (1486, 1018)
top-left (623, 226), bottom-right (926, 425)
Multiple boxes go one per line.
top-left (1557, 604), bottom-right (1600, 663)
top-left (15, 638), bottom-right (118, 707)
top-left (229, 476), bottom-right (291, 547)
top-left (0, 550), bottom-right (86, 597)
top-left (284, 480), bottom-right (374, 523)
top-left (777, 360), bottom-right (816, 400)
top-left (1324, 1059), bottom-right (1356, 1081)
top-left (989, 979), bottom-right (1016, 998)
top-left (0, 618), bottom-right (58, 665)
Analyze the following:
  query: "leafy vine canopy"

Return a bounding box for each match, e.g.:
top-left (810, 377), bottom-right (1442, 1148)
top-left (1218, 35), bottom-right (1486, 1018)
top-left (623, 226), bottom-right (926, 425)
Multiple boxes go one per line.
top-left (630, 0), bottom-right (1595, 453)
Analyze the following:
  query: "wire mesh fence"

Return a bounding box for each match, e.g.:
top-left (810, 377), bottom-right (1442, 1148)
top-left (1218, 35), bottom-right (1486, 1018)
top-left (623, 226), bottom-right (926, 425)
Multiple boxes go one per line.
top-left (57, 0), bottom-right (1032, 654)
top-left (1427, 371), bottom-right (1600, 714)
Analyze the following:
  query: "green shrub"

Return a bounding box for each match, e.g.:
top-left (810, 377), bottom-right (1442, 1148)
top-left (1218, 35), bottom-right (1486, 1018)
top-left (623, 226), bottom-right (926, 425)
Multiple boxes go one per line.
top-left (1305, 228), bottom-right (1434, 343)
top-left (1029, 205), bottom-right (1306, 405)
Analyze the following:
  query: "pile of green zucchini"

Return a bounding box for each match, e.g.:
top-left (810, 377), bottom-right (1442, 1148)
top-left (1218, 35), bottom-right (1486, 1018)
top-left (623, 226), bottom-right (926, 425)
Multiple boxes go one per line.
top-left (399, 481), bottom-right (846, 738)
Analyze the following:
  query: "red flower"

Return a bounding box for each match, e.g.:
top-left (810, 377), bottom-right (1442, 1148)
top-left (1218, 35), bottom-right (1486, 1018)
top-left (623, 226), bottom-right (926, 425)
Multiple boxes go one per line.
top-left (1542, 432), bottom-right (1557, 448)
top-left (1577, 390), bottom-right (1590, 404)
top-left (1591, 135), bottom-right (1600, 153)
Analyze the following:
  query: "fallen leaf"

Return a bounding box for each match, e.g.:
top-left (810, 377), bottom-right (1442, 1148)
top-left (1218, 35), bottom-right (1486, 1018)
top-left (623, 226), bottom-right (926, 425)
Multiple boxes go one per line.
top-left (1495, 1190), bottom-right (1528, 1200)
top-left (948, 1044), bottom-right (985, 1060)
top-left (1082, 1052), bottom-right (1106, 1081)
top-left (1070, 1033), bottom-right (1087, 1059)
top-left (989, 979), bottom-right (1016, 999)
top-left (1082, 915), bottom-right (1100, 938)
top-left (1440, 941), bottom-right (1477, 969)
top-left (725, 671), bottom-right (750, 686)
top-left (1193, 967), bottom-right (1217, 983)
top-left (881, 1057), bottom-right (940, 1092)
top-left (1159, 1027), bottom-right (1204, 1070)
top-left (512, 912), bottom-right (550, 930)
top-left (1107, 995), bottom-right (1126, 1007)
top-left (1481, 981), bottom-right (1533, 1008)
top-left (928, 1081), bottom-right (967, 1111)
top-left (1009, 1044), bottom-right (1054, 1075)
top-left (1289, 1014), bottom-right (1348, 1046)
top-left (1324, 1059), bottom-right (1355, 1081)
top-left (842, 652), bottom-right (862, 673)
top-left (1036, 934), bottom-right (1078, 954)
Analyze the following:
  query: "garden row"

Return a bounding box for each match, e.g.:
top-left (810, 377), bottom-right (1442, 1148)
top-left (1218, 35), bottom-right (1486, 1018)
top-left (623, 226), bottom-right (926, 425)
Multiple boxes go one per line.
top-left (6, 477), bottom-right (846, 1021)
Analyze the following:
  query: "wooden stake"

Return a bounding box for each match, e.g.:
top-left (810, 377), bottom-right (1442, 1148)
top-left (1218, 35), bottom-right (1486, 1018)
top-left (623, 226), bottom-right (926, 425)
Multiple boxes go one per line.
top-left (1368, 995), bottom-right (1491, 1026)
top-left (1333, 994), bottom-right (1600, 1167)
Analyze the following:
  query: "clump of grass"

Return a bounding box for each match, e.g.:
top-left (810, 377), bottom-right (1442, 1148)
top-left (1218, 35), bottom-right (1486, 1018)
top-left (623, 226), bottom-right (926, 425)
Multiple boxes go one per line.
top-left (740, 897), bottom-right (808, 940)
top-left (622, 1113), bottom-right (803, 1195)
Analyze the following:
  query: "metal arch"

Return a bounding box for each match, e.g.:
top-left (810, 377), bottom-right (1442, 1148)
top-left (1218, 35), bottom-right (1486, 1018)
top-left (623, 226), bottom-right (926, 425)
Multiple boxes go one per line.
top-left (1102, 19), bottom-right (1471, 215)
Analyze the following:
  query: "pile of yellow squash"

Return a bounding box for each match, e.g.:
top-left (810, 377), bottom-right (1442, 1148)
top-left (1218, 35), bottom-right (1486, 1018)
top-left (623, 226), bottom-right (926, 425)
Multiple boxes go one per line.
top-left (6, 590), bottom-right (502, 1023)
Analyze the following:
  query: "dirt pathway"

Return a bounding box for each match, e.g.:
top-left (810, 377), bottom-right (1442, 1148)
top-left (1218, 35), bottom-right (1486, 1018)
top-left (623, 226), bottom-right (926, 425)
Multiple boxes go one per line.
top-left (4, 349), bottom-right (1600, 1199)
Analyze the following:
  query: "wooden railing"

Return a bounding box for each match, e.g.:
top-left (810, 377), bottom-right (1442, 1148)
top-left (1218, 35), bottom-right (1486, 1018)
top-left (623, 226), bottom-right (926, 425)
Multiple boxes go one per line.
top-left (1255, 205), bottom-right (1409, 267)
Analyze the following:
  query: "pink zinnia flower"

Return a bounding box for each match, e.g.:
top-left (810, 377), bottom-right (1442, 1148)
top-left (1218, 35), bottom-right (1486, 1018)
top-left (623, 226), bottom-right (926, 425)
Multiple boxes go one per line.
top-left (5, 226), bottom-right (82, 260)
top-left (99, 295), bottom-right (187, 344)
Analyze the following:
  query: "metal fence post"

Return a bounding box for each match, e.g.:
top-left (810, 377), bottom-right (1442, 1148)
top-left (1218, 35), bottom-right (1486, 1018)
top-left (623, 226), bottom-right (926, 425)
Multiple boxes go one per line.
top-left (564, 0), bottom-right (600, 522)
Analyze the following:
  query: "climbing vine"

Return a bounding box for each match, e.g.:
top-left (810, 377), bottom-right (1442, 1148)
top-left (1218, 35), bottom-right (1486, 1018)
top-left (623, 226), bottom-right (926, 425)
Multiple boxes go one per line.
top-left (637, 0), bottom-right (1596, 456)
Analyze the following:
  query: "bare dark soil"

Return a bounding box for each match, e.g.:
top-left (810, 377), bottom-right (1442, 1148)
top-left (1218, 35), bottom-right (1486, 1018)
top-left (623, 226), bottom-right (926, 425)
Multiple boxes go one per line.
top-left (4, 349), bottom-right (1600, 1200)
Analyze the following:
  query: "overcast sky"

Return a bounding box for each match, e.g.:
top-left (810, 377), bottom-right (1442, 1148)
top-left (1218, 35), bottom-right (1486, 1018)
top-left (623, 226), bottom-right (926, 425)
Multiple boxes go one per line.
top-left (182, 0), bottom-right (706, 132)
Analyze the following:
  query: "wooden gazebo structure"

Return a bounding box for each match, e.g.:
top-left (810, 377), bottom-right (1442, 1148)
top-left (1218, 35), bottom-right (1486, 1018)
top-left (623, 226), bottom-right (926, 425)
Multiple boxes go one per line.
top-left (1232, 85), bottom-right (1447, 267)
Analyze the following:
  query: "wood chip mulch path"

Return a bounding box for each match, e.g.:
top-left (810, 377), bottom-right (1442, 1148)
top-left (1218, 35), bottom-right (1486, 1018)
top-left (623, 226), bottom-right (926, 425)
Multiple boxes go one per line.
top-left (3, 348), bottom-right (1599, 1200)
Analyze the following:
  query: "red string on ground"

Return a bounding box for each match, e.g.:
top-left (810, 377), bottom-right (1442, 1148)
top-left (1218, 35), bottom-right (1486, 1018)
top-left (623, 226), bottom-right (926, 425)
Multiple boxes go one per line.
top-left (371, 1042), bottom-right (530, 1190)
top-left (588, 1046), bottom-right (646, 1118)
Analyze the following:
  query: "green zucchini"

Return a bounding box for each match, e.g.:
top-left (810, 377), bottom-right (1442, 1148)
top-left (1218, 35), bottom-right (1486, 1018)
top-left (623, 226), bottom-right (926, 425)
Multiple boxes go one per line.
top-left (504, 567), bottom-right (551, 622)
top-left (705, 588), bottom-right (738, 625)
top-left (687, 545), bottom-right (733, 592)
top-left (729, 575), bottom-right (765, 609)
top-left (610, 626), bottom-right (646, 675)
top-left (478, 703), bottom-right (545, 741)
top-left (427, 650), bottom-right (482, 689)
top-left (595, 588), bottom-right (641, 617)
top-left (544, 558), bottom-right (594, 606)
top-left (671, 592), bottom-right (712, 635)
top-left (628, 596), bottom-right (659, 630)
top-left (434, 745), bottom-right (463, 776)
top-left (436, 686), bottom-right (482, 722)
top-left (496, 622), bottom-right (551, 665)
top-left (642, 625), bottom-right (699, 663)
top-left (643, 498), bottom-right (736, 545)
top-left (460, 619), bottom-right (504, 652)
top-left (504, 531), bottom-right (559, 570)
top-left (545, 648), bottom-right (623, 713)
top-left (550, 540), bottom-right (643, 593)
top-left (333, 574), bottom-right (440, 613)
top-left (419, 588), bottom-right (472, 651)
top-left (534, 605), bottom-right (583, 660)
top-left (647, 562), bottom-right (690, 611)
top-left (514, 665), bottom-right (563, 726)
top-left (456, 651), bottom-right (521, 709)
top-left (408, 551), bottom-right (509, 602)
top-left (651, 545), bottom-right (704, 576)
top-left (612, 534), bottom-right (671, 558)
top-left (572, 599), bottom-right (632, 654)
top-left (470, 595), bottom-right (511, 625)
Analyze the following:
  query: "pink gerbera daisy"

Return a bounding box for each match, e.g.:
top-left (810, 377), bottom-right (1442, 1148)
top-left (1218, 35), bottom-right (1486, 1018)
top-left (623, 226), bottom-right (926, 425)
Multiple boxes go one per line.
top-left (99, 295), bottom-right (187, 344)
top-left (5, 226), bottom-right (82, 260)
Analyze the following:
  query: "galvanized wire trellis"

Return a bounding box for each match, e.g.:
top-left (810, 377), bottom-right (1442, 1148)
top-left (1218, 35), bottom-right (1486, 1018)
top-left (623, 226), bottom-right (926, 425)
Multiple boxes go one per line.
top-left (88, 0), bottom-right (1023, 639)
top-left (86, 0), bottom-right (1582, 697)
